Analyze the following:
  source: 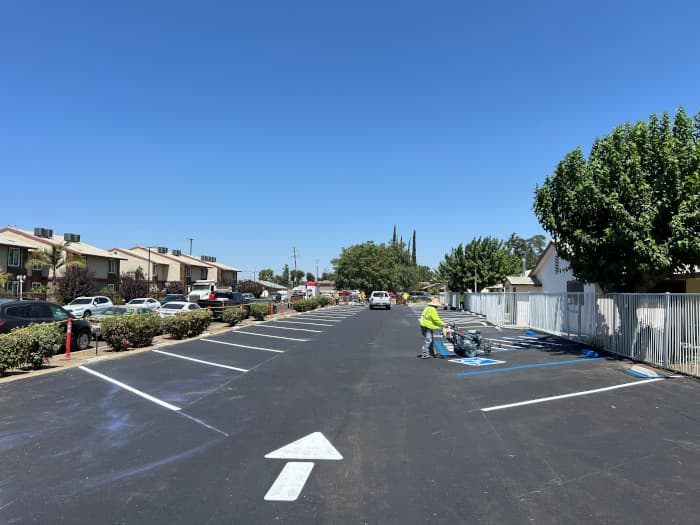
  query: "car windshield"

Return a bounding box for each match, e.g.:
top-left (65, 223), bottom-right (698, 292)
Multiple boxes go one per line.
top-left (69, 298), bottom-right (92, 305)
top-left (191, 285), bottom-right (210, 291)
top-left (128, 299), bottom-right (145, 304)
top-left (164, 303), bottom-right (186, 310)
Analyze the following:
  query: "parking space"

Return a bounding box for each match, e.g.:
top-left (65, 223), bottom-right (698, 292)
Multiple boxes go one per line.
top-left (68, 306), bottom-right (363, 429)
top-left (406, 303), bottom-right (686, 413)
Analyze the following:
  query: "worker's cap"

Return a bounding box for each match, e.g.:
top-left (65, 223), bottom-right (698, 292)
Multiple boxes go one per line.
top-left (427, 298), bottom-right (442, 307)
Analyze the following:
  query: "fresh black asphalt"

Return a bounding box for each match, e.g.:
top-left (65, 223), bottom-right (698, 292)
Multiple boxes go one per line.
top-left (1, 305), bottom-right (699, 524)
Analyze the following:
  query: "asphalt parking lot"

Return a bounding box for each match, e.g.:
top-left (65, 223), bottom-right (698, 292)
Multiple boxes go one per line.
top-left (1, 304), bottom-right (699, 524)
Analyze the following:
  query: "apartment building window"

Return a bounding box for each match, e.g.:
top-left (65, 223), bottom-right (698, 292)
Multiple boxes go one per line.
top-left (108, 260), bottom-right (118, 274)
top-left (31, 282), bottom-right (42, 290)
top-left (200, 268), bottom-right (207, 280)
top-left (32, 261), bottom-right (43, 271)
top-left (107, 283), bottom-right (115, 291)
top-left (7, 248), bottom-right (20, 267)
top-left (185, 265), bottom-right (191, 278)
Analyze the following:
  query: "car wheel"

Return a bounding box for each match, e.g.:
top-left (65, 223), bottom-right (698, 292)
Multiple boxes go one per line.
top-left (76, 330), bottom-right (91, 351)
top-left (83, 310), bottom-right (91, 318)
top-left (387, 305), bottom-right (391, 310)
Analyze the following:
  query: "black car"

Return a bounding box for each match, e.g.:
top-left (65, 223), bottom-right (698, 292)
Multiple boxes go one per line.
top-left (0, 300), bottom-right (93, 351)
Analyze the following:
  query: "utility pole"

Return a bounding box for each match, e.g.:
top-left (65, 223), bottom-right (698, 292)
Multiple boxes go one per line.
top-left (315, 259), bottom-right (319, 281)
top-left (474, 268), bottom-right (478, 293)
top-left (292, 247), bottom-right (298, 287)
top-left (187, 238), bottom-right (194, 255)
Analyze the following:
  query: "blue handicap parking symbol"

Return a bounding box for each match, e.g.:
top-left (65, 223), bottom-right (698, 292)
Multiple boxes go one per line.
top-left (449, 357), bottom-right (505, 366)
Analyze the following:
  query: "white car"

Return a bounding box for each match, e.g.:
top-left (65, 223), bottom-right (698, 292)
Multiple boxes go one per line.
top-left (125, 297), bottom-right (161, 312)
top-left (369, 291), bottom-right (391, 310)
top-left (64, 296), bottom-right (113, 318)
top-left (157, 301), bottom-right (201, 318)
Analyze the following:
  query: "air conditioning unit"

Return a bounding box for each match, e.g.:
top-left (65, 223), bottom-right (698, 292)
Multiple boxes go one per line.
top-left (172, 249), bottom-right (182, 256)
top-left (157, 247), bottom-right (168, 254)
top-left (64, 233), bottom-right (81, 243)
top-left (201, 255), bottom-right (217, 263)
top-left (34, 227), bottom-right (53, 238)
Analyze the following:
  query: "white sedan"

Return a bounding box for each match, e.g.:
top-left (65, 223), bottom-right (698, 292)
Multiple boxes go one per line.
top-left (125, 297), bottom-right (161, 312)
top-left (157, 301), bottom-right (201, 318)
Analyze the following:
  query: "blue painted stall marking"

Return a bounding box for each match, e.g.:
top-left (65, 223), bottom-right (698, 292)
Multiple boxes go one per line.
top-left (449, 357), bottom-right (505, 366)
top-left (434, 340), bottom-right (455, 357)
top-left (456, 358), bottom-right (602, 377)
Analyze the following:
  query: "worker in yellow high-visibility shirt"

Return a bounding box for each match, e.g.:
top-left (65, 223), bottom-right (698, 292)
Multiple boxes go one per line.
top-left (418, 298), bottom-right (447, 359)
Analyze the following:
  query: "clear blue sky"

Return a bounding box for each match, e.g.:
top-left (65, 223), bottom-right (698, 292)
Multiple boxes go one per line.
top-left (2, 1), bottom-right (699, 279)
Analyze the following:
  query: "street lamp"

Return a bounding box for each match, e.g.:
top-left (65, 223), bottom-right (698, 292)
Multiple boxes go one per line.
top-left (17, 274), bottom-right (26, 297)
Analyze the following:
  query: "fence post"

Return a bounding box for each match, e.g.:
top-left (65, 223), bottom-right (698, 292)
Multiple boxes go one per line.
top-left (662, 292), bottom-right (670, 368)
top-left (611, 294), bottom-right (617, 356)
top-left (501, 291), bottom-right (506, 325)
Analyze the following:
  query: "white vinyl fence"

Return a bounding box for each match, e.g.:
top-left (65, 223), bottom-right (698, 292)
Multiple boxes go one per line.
top-left (463, 292), bottom-right (700, 378)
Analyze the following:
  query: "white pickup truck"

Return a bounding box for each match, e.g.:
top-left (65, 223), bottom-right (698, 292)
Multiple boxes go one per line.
top-left (188, 281), bottom-right (232, 303)
top-left (369, 291), bottom-right (391, 310)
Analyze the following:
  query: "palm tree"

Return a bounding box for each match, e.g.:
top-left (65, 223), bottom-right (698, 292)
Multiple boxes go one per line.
top-left (25, 242), bottom-right (85, 282)
top-left (0, 272), bottom-right (11, 291)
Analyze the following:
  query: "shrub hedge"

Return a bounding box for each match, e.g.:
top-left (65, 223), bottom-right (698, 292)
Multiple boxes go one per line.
top-left (222, 308), bottom-right (248, 326)
top-left (0, 323), bottom-right (63, 376)
top-left (162, 310), bottom-right (212, 340)
top-left (249, 302), bottom-right (271, 321)
top-left (101, 313), bottom-right (162, 351)
top-left (291, 298), bottom-right (323, 312)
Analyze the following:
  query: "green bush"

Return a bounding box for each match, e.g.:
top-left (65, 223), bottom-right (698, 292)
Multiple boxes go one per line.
top-left (291, 298), bottom-right (322, 312)
top-left (162, 310), bottom-right (212, 340)
top-left (101, 317), bottom-right (131, 351)
top-left (126, 313), bottom-right (161, 348)
top-left (222, 308), bottom-right (247, 326)
top-left (318, 296), bottom-right (332, 307)
top-left (250, 302), bottom-right (270, 321)
top-left (0, 323), bottom-right (63, 375)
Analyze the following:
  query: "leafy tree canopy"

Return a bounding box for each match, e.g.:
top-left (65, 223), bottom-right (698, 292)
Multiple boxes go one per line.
top-left (258, 269), bottom-right (274, 282)
top-left (55, 266), bottom-right (98, 304)
top-left (534, 108), bottom-right (700, 292)
top-left (437, 237), bottom-right (519, 292)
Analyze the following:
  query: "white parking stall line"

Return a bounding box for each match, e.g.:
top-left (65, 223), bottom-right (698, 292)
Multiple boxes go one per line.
top-left (232, 331), bottom-right (309, 342)
top-left (79, 366), bottom-right (182, 411)
top-left (481, 379), bottom-right (665, 412)
top-left (272, 320), bottom-right (334, 327)
top-left (255, 325), bottom-right (322, 333)
top-left (292, 316), bottom-right (340, 323)
top-left (201, 339), bottom-right (284, 353)
top-left (79, 366), bottom-right (230, 437)
top-left (152, 349), bottom-right (248, 372)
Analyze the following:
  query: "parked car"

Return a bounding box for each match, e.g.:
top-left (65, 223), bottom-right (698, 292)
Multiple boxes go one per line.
top-left (125, 297), bottom-right (161, 312)
top-left (157, 301), bottom-right (202, 318)
top-left (87, 305), bottom-right (152, 339)
top-left (195, 291), bottom-right (245, 320)
top-left (160, 294), bottom-right (188, 305)
top-left (0, 300), bottom-right (92, 350)
top-left (241, 293), bottom-right (255, 302)
top-left (63, 296), bottom-right (113, 318)
top-left (369, 291), bottom-right (391, 310)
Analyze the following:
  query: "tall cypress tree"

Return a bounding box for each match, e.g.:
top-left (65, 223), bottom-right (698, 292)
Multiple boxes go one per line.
top-left (392, 225), bottom-right (397, 245)
top-left (412, 230), bottom-right (417, 265)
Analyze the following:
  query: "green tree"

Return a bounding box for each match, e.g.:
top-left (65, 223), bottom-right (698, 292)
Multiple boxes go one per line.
top-left (0, 272), bottom-right (11, 291)
top-left (333, 242), bottom-right (400, 293)
top-left (305, 272), bottom-right (315, 282)
top-left (411, 230), bottom-right (417, 265)
top-left (534, 108), bottom-right (700, 292)
top-left (258, 269), bottom-right (274, 282)
top-left (55, 266), bottom-right (98, 304)
top-left (25, 242), bottom-right (85, 282)
top-left (437, 237), bottom-right (518, 292)
top-left (505, 233), bottom-right (547, 269)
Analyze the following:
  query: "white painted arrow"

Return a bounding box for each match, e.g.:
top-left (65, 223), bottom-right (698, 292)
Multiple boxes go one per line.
top-left (265, 431), bottom-right (343, 460)
top-left (264, 432), bottom-right (342, 502)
